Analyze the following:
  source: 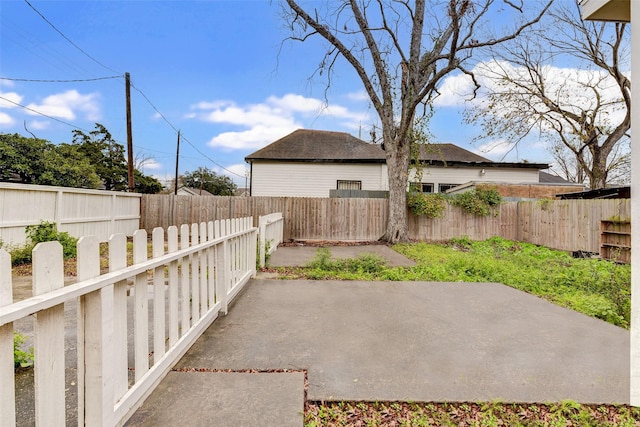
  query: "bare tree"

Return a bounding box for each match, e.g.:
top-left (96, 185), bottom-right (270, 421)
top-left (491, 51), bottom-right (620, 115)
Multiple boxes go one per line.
top-left (465, 1), bottom-right (630, 189)
top-left (282, 0), bottom-right (551, 242)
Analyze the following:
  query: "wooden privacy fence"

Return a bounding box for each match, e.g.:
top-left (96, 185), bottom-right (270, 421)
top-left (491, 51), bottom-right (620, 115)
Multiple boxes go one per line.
top-left (142, 195), bottom-right (630, 254)
top-left (0, 182), bottom-right (140, 245)
top-left (141, 195), bottom-right (388, 241)
top-left (1, 217), bottom-right (257, 426)
top-left (258, 212), bottom-right (284, 268)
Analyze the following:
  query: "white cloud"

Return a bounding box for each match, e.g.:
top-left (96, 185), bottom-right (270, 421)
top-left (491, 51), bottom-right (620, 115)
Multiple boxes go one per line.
top-left (208, 124), bottom-right (298, 151)
top-left (25, 90), bottom-right (101, 121)
top-left (190, 93), bottom-right (370, 151)
top-left (0, 112), bottom-right (14, 125)
top-left (433, 73), bottom-right (477, 107)
top-left (345, 90), bottom-right (369, 102)
top-left (0, 91), bottom-right (23, 109)
top-left (0, 80), bottom-right (15, 88)
top-left (473, 139), bottom-right (516, 159)
top-left (139, 158), bottom-right (163, 171)
top-left (29, 120), bottom-right (51, 130)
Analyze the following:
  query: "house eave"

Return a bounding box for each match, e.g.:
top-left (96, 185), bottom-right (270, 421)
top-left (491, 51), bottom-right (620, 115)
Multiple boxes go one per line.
top-left (579, 0), bottom-right (630, 22)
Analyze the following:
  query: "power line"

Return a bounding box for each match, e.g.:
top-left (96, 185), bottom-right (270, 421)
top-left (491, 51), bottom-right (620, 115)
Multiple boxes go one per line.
top-left (23, 0), bottom-right (121, 75)
top-left (128, 80), bottom-right (245, 179)
top-left (180, 134), bottom-right (246, 178)
top-left (130, 82), bottom-right (178, 133)
top-left (1, 75), bottom-right (122, 83)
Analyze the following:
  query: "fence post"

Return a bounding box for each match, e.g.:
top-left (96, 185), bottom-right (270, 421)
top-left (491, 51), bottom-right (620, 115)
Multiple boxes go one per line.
top-left (0, 249), bottom-right (15, 427)
top-left (33, 241), bottom-right (65, 425)
top-left (258, 215), bottom-right (267, 268)
top-left (216, 239), bottom-right (229, 315)
top-left (78, 236), bottom-right (115, 426)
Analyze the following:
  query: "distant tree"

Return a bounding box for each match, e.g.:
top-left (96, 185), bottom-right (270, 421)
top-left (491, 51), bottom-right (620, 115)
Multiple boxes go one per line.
top-left (134, 169), bottom-right (163, 194)
top-left (0, 133), bottom-right (101, 188)
top-left (72, 123), bottom-right (128, 191)
top-left (465, 1), bottom-right (630, 189)
top-left (39, 144), bottom-right (101, 188)
top-left (181, 167), bottom-right (237, 196)
top-left (0, 133), bottom-right (50, 183)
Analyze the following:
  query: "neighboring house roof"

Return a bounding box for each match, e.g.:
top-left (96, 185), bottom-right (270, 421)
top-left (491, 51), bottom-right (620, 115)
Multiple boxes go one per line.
top-left (246, 129), bottom-right (384, 163)
top-left (245, 129), bottom-right (548, 170)
top-left (177, 187), bottom-right (214, 196)
top-left (539, 171), bottom-right (573, 184)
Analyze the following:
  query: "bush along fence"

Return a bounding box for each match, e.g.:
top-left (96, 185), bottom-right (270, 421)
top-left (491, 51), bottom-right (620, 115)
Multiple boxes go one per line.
top-left (0, 217), bottom-right (264, 426)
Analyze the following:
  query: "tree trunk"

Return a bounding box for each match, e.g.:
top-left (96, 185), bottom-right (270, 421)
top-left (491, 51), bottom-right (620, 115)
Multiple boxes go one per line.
top-left (382, 137), bottom-right (411, 243)
top-left (590, 148), bottom-right (608, 189)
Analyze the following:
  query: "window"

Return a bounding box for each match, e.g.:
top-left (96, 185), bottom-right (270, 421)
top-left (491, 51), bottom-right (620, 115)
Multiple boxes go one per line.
top-left (438, 183), bottom-right (458, 193)
top-left (337, 180), bottom-right (362, 190)
top-left (409, 182), bottom-right (434, 193)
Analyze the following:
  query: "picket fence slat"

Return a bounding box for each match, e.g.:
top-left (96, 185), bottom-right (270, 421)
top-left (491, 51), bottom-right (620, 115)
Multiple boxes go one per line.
top-left (133, 230), bottom-right (149, 381)
top-left (33, 242), bottom-right (66, 426)
top-left (167, 226), bottom-right (179, 347)
top-left (109, 233), bottom-right (129, 404)
top-left (153, 228), bottom-right (166, 362)
top-left (0, 249), bottom-right (15, 427)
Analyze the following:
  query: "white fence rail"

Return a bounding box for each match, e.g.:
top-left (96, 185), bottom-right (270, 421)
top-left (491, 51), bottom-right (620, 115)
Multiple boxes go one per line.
top-left (1, 217), bottom-right (257, 426)
top-left (258, 212), bottom-right (284, 268)
top-left (0, 182), bottom-right (141, 246)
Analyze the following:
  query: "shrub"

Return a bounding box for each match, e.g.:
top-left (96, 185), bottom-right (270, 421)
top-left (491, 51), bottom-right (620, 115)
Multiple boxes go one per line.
top-left (449, 186), bottom-right (502, 217)
top-left (407, 192), bottom-right (447, 218)
top-left (10, 221), bottom-right (78, 265)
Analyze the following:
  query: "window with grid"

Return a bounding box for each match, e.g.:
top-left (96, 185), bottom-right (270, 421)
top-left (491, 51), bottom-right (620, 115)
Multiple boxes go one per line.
top-left (337, 180), bottom-right (362, 190)
top-left (409, 182), bottom-right (434, 193)
top-left (438, 183), bottom-right (458, 193)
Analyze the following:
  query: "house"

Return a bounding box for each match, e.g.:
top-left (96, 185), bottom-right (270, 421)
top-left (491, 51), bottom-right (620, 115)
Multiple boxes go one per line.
top-left (245, 129), bottom-right (566, 198)
top-left (176, 187), bottom-right (214, 196)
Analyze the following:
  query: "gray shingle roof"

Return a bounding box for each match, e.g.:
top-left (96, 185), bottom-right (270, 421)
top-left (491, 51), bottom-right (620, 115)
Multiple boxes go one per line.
top-left (245, 129), bottom-right (385, 162)
top-left (245, 129), bottom-right (547, 169)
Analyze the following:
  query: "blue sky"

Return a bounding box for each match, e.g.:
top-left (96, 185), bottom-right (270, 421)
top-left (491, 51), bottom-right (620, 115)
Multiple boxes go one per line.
top-left (0, 0), bottom-right (554, 187)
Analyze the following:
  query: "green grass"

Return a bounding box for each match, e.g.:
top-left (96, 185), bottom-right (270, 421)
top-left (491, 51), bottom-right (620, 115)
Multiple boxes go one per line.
top-left (277, 237), bottom-right (631, 328)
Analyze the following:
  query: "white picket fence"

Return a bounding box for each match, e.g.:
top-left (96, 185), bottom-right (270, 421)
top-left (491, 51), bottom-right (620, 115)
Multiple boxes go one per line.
top-left (258, 212), bottom-right (284, 268)
top-left (0, 217), bottom-right (257, 426)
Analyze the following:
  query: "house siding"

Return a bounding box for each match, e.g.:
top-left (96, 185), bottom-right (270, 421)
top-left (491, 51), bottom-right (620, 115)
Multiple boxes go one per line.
top-left (409, 166), bottom-right (539, 192)
top-left (251, 162), bottom-right (387, 197)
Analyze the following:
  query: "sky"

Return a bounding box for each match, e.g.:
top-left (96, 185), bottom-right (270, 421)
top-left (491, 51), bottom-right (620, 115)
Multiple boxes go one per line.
top-left (0, 1), bottom-right (575, 188)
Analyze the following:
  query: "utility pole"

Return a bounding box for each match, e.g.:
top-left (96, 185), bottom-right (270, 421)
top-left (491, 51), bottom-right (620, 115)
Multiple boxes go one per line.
top-left (174, 130), bottom-right (180, 195)
top-left (125, 72), bottom-right (135, 192)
